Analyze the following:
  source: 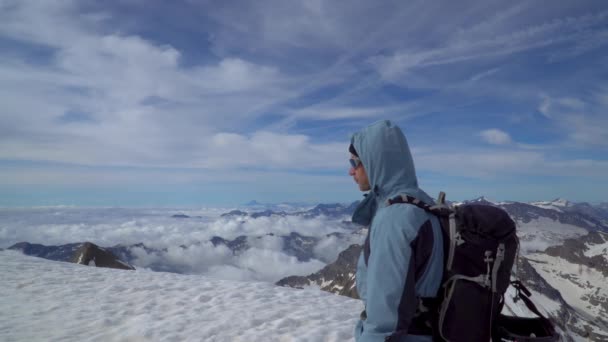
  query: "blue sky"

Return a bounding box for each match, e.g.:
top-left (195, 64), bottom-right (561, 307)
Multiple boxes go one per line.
top-left (1, 0), bottom-right (607, 206)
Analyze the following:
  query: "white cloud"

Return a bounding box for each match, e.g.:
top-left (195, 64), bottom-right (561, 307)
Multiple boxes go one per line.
top-left (470, 68), bottom-right (501, 82)
top-left (0, 0), bottom-right (332, 171)
top-left (131, 244), bottom-right (328, 282)
top-left (414, 148), bottom-right (608, 179)
top-left (479, 129), bottom-right (512, 145)
top-left (415, 149), bottom-right (543, 177)
top-left (563, 114), bottom-right (608, 147)
top-left (248, 234), bottom-right (284, 252)
top-left (235, 248), bottom-right (325, 282)
top-left (537, 94), bottom-right (608, 147)
top-left (313, 234), bottom-right (362, 264)
top-left (1, 0), bottom-right (606, 205)
top-left (370, 9), bottom-right (608, 83)
top-left (539, 95), bottom-right (585, 118)
top-left (0, 207), bottom-right (364, 282)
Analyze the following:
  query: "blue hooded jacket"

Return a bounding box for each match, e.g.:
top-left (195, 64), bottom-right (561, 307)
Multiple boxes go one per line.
top-left (351, 120), bottom-right (444, 342)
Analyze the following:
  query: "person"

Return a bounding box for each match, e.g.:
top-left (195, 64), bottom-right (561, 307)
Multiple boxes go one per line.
top-left (349, 120), bottom-right (444, 342)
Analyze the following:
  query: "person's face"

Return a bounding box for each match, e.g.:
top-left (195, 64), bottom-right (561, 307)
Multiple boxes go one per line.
top-left (349, 154), bottom-right (371, 191)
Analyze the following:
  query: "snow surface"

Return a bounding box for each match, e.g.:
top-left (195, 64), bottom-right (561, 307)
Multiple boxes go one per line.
top-left (0, 251), bottom-right (363, 342)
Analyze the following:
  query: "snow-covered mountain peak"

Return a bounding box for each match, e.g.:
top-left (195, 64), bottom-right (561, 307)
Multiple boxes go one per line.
top-left (465, 196), bottom-right (497, 205)
top-left (551, 198), bottom-right (572, 207)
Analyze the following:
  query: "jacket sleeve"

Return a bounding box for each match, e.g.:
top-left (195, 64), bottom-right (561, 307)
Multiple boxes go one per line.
top-left (357, 207), bottom-right (418, 342)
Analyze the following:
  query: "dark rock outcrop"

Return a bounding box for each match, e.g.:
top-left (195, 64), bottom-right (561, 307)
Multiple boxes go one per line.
top-left (220, 210), bottom-right (248, 218)
top-left (10, 241), bottom-right (135, 270)
top-left (276, 244), bottom-right (361, 299)
top-left (210, 235), bottom-right (249, 253)
top-left (9, 242), bottom-right (83, 261)
top-left (544, 231), bottom-right (608, 277)
top-left (71, 242), bottom-right (135, 270)
top-left (210, 232), bottom-right (320, 262)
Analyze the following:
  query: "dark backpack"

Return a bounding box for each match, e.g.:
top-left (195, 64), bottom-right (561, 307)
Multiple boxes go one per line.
top-left (388, 192), bottom-right (558, 342)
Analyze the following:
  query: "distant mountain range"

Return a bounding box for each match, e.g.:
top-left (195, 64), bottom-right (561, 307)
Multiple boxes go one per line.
top-left (220, 201), bottom-right (360, 220)
top-left (224, 197), bottom-right (608, 232)
top-left (6, 229), bottom-right (361, 272)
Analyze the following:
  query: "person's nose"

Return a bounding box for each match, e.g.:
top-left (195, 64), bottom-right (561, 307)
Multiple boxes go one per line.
top-left (348, 167), bottom-right (355, 176)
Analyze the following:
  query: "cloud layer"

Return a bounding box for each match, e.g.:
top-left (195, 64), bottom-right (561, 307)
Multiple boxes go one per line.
top-left (0, 207), bottom-right (363, 282)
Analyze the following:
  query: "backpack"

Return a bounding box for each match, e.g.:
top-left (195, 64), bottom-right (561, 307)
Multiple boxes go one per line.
top-left (387, 192), bottom-right (558, 342)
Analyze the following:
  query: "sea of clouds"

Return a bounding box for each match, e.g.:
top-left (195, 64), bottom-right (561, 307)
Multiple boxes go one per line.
top-left (0, 206), bottom-right (364, 283)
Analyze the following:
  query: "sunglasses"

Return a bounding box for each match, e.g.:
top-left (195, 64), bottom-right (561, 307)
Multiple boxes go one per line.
top-left (349, 157), bottom-right (362, 169)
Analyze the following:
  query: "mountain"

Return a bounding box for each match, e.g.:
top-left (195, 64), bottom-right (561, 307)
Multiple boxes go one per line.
top-left (511, 257), bottom-right (605, 340)
top-left (210, 235), bottom-right (249, 253)
top-left (500, 201), bottom-right (605, 232)
top-left (219, 201), bottom-right (360, 220)
top-left (526, 231), bottom-right (608, 333)
top-left (543, 231), bottom-right (608, 277)
top-left (171, 213), bottom-right (191, 218)
top-left (220, 210), bottom-right (248, 218)
top-left (530, 198), bottom-right (572, 211)
top-left (210, 232), bottom-right (319, 262)
top-left (490, 201), bottom-right (607, 257)
top-left (462, 196), bottom-right (498, 205)
top-left (9, 241), bottom-right (135, 270)
top-left (71, 242), bottom-right (135, 270)
top-left (567, 202), bottom-right (608, 226)
top-left (276, 244), bottom-right (360, 299)
top-left (8, 241), bottom-right (83, 261)
top-left (7, 230), bottom-right (350, 271)
top-left (300, 202), bottom-right (359, 218)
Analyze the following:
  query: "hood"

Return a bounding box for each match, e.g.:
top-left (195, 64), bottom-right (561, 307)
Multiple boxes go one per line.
top-left (351, 120), bottom-right (433, 205)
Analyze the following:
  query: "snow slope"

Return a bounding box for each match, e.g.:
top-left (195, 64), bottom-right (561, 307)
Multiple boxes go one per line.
top-left (0, 251), bottom-right (363, 342)
top-left (516, 217), bottom-right (588, 253)
top-left (526, 253), bottom-right (608, 329)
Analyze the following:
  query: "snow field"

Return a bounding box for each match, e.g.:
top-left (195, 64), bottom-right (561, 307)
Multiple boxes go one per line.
top-left (0, 251), bottom-right (363, 342)
top-left (516, 217), bottom-right (588, 253)
top-left (526, 253), bottom-right (608, 322)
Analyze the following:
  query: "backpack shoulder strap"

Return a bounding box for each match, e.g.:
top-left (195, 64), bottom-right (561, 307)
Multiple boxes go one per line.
top-left (386, 192), bottom-right (452, 217)
top-left (511, 280), bottom-right (550, 320)
top-left (387, 192), bottom-right (460, 271)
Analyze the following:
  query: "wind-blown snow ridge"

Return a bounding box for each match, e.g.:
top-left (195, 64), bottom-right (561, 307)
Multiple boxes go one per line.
top-left (0, 251), bottom-right (362, 342)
